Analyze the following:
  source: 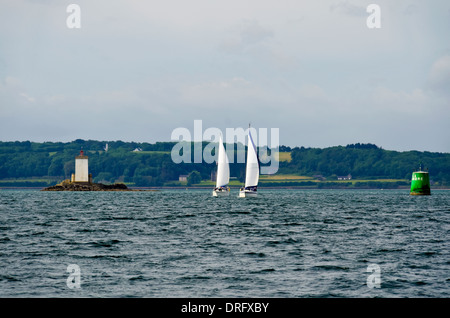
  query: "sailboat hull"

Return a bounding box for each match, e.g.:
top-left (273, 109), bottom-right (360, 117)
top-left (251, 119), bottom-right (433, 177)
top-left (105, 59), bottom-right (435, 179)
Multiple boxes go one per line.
top-left (239, 190), bottom-right (257, 198)
top-left (213, 190), bottom-right (230, 197)
top-left (213, 187), bottom-right (230, 197)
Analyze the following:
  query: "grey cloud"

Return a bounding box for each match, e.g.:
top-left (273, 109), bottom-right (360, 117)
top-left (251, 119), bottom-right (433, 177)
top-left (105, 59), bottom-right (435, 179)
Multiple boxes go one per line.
top-left (427, 55), bottom-right (450, 95)
top-left (403, 4), bottom-right (418, 16)
top-left (1, 0), bottom-right (449, 152)
top-left (240, 20), bottom-right (274, 46)
top-left (329, 1), bottom-right (367, 17)
top-left (220, 20), bottom-right (274, 54)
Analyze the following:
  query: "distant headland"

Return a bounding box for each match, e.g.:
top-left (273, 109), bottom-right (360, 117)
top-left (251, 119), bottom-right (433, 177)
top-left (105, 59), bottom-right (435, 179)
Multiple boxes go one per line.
top-left (1, 140), bottom-right (449, 190)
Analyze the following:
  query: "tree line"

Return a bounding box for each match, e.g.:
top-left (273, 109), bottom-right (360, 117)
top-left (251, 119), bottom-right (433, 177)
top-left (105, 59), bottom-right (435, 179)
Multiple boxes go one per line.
top-left (279, 143), bottom-right (450, 185)
top-left (0, 141), bottom-right (448, 186)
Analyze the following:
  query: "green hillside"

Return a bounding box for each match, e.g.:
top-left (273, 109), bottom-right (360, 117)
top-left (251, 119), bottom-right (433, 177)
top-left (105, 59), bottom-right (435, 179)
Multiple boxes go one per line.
top-left (0, 140), bottom-right (448, 188)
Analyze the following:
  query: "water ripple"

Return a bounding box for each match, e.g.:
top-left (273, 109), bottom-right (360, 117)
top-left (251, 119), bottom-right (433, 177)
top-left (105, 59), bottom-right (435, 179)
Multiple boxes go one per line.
top-left (0, 189), bottom-right (449, 297)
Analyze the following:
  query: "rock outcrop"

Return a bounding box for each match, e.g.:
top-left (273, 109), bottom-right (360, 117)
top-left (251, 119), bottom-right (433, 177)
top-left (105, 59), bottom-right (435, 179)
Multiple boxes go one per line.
top-left (42, 180), bottom-right (134, 191)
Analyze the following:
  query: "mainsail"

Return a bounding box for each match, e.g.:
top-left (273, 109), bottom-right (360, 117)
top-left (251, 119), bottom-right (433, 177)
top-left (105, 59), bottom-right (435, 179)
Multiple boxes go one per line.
top-left (244, 130), bottom-right (259, 188)
top-left (216, 136), bottom-right (230, 188)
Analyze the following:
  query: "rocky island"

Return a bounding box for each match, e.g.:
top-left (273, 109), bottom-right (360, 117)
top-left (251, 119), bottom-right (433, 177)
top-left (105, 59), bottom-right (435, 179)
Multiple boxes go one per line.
top-left (41, 179), bottom-right (137, 191)
top-left (41, 149), bottom-right (149, 191)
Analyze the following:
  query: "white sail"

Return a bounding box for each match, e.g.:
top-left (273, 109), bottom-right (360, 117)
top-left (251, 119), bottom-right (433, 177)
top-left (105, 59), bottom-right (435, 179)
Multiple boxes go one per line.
top-left (244, 130), bottom-right (259, 188)
top-left (216, 136), bottom-right (230, 188)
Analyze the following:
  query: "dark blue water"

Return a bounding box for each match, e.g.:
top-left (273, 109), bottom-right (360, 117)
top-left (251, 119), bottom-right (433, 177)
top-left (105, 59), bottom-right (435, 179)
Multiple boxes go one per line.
top-left (0, 189), bottom-right (448, 297)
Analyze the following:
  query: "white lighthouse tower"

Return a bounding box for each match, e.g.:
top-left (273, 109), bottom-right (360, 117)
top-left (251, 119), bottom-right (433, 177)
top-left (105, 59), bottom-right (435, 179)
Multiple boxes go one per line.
top-left (71, 150), bottom-right (91, 184)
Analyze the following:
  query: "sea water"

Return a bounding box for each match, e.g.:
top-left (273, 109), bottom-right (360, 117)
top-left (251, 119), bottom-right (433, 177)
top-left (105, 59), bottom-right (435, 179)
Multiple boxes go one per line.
top-left (0, 189), bottom-right (448, 297)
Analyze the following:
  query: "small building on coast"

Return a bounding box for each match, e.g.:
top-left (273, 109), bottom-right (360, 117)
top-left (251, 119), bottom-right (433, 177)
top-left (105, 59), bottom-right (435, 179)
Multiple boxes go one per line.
top-left (71, 150), bottom-right (92, 184)
top-left (42, 149), bottom-right (133, 191)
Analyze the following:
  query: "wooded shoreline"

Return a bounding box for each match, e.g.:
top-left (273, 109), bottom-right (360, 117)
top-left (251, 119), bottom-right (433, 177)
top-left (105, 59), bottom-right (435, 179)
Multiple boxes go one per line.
top-left (1, 140), bottom-right (449, 189)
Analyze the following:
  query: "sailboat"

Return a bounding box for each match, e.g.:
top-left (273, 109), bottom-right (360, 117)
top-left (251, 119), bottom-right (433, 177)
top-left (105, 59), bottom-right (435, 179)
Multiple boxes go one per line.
top-left (212, 135), bottom-right (230, 197)
top-left (239, 127), bottom-right (259, 197)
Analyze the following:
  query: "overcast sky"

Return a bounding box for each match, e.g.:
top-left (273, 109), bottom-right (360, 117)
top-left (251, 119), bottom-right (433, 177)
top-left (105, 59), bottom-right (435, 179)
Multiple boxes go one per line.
top-left (1, 0), bottom-right (449, 152)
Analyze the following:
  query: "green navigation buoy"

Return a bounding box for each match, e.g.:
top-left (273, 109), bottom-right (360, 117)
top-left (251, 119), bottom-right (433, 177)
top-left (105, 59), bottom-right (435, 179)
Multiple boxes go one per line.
top-left (410, 164), bottom-right (431, 196)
